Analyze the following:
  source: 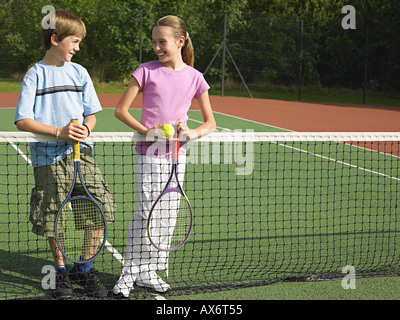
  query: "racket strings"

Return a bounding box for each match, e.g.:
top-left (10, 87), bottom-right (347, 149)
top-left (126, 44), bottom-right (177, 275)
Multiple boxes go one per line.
top-left (57, 198), bottom-right (105, 261)
top-left (149, 192), bottom-right (191, 251)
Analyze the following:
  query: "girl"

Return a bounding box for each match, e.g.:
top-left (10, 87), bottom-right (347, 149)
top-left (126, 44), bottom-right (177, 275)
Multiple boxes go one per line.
top-left (113, 15), bottom-right (216, 296)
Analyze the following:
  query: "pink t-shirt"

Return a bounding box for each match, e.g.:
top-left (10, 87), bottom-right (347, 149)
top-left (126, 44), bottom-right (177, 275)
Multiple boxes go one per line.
top-left (132, 61), bottom-right (210, 157)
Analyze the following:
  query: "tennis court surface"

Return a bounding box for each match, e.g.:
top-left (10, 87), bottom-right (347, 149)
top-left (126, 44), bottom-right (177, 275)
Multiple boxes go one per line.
top-left (0, 97), bottom-right (400, 300)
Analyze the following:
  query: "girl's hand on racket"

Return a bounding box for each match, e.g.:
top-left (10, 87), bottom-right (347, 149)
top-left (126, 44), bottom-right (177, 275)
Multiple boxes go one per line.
top-left (145, 124), bottom-right (175, 141)
top-left (176, 119), bottom-right (193, 141)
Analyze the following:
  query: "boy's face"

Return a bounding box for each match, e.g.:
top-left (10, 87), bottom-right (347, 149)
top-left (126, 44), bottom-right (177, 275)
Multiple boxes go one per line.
top-left (53, 35), bottom-right (82, 63)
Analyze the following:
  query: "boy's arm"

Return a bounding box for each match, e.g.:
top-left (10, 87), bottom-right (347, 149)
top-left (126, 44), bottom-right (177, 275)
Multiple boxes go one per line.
top-left (16, 118), bottom-right (57, 137)
top-left (16, 118), bottom-right (91, 142)
top-left (83, 114), bottom-right (96, 135)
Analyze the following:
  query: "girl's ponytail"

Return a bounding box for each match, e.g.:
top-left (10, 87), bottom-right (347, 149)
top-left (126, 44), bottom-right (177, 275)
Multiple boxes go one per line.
top-left (182, 34), bottom-right (194, 67)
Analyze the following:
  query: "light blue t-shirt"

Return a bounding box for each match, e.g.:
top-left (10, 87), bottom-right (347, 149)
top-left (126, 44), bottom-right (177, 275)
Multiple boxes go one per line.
top-left (14, 61), bottom-right (102, 167)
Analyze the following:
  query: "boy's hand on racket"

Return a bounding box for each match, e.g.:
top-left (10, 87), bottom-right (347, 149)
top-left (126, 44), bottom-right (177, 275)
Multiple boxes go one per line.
top-left (59, 122), bottom-right (89, 141)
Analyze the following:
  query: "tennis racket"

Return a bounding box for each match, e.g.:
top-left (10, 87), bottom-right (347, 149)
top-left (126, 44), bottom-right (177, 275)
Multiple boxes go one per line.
top-left (147, 127), bottom-right (193, 251)
top-left (54, 119), bottom-right (107, 263)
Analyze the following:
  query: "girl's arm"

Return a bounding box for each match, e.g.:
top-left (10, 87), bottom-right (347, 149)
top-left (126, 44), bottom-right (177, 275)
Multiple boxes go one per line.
top-left (179, 90), bottom-right (216, 140)
top-left (114, 77), bottom-right (149, 135)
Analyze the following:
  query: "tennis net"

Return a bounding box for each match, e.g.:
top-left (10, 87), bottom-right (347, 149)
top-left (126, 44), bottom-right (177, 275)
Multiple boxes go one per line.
top-left (1, 131), bottom-right (400, 299)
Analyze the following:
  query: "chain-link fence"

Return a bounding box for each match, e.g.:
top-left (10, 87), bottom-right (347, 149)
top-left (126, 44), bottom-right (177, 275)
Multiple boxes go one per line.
top-left (1, 2), bottom-right (399, 102)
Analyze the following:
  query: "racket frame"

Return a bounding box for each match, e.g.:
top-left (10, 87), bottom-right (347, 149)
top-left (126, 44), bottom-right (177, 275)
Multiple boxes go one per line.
top-left (147, 131), bottom-right (193, 252)
top-left (54, 119), bottom-right (107, 263)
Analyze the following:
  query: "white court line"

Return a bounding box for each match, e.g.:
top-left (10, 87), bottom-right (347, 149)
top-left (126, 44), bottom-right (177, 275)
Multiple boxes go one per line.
top-left (9, 141), bottom-right (32, 166)
top-left (188, 109), bottom-right (289, 132)
top-left (214, 110), bottom-right (290, 131)
top-left (189, 112), bottom-right (400, 181)
top-left (103, 238), bottom-right (124, 264)
top-left (188, 114), bottom-right (229, 131)
top-left (274, 141), bottom-right (400, 182)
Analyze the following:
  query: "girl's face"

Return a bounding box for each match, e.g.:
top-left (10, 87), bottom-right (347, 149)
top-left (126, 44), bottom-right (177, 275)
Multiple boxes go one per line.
top-left (152, 26), bottom-right (185, 68)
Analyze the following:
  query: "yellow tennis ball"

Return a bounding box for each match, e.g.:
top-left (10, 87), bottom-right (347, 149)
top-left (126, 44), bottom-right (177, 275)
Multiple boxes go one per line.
top-left (161, 124), bottom-right (175, 137)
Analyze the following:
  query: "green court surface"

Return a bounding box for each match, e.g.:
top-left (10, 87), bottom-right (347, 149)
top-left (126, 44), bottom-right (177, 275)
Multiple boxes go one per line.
top-left (1, 108), bottom-right (400, 301)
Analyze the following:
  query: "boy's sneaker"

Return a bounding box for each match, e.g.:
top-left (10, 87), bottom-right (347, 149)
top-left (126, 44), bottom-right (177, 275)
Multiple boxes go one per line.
top-left (136, 271), bottom-right (171, 293)
top-left (69, 264), bottom-right (108, 298)
top-left (54, 269), bottom-right (73, 299)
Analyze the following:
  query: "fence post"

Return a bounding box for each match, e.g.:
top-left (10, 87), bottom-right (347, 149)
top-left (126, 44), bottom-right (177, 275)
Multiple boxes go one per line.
top-left (298, 19), bottom-right (303, 101)
top-left (221, 14), bottom-right (227, 97)
top-left (139, 10), bottom-right (143, 65)
top-left (363, 23), bottom-right (369, 105)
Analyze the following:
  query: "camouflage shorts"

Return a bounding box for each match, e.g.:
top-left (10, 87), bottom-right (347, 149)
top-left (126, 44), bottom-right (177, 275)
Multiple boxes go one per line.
top-left (29, 147), bottom-right (116, 237)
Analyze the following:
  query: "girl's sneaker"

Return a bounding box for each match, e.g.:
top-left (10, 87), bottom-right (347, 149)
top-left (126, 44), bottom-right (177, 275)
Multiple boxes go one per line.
top-left (136, 271), bottom-right (171, 293)
top-left (112, 273), bottom-right (136, 298)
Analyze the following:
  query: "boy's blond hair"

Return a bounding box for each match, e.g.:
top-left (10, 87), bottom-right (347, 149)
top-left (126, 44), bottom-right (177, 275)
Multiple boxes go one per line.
top-left (41, 9), bottom-right (86, 50)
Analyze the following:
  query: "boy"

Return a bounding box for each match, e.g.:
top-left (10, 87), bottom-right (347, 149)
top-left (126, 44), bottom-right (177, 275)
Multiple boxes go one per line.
top-left (14, 9), bottom-right (115, 298)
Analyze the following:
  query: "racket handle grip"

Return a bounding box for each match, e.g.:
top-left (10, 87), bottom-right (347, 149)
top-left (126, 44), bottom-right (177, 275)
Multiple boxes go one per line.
top-left (172, 139), bottom-right (180, 162)
top-left (172, 125), bottom-right (180, 162)
top-left (71, 119), bottom-right (80, 160)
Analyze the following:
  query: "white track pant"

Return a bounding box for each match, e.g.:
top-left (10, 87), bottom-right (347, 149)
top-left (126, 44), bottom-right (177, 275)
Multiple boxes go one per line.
top-left (121, 154), bottom-right (186, 276)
